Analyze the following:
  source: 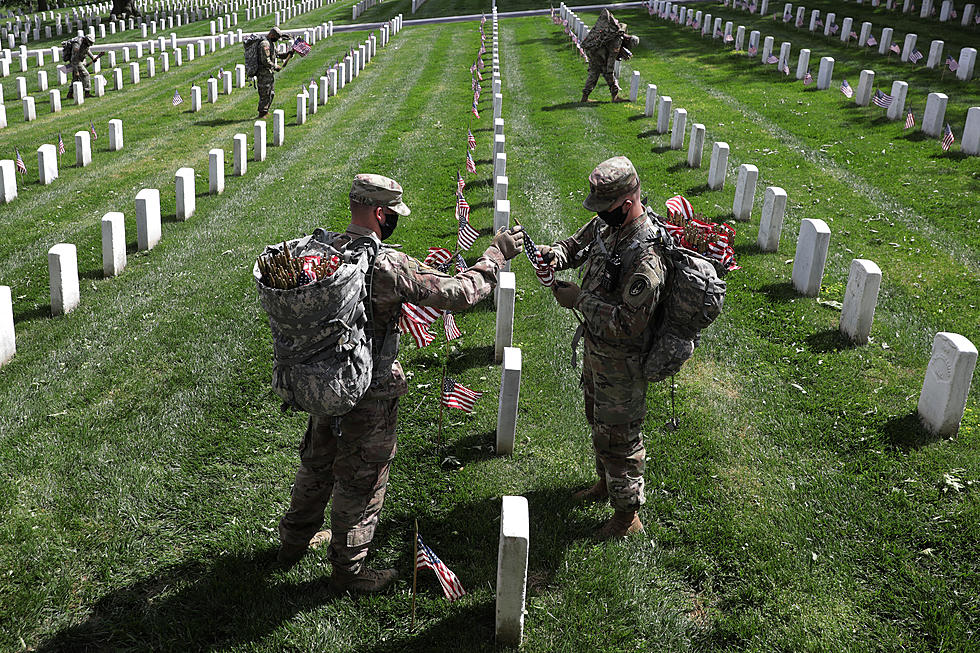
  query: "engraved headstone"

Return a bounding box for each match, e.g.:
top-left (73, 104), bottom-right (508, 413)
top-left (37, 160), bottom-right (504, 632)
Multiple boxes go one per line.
top-left (48, 243), bottom-right (79, 315)
top-left (840, 259), bottom-right (881, 344)
top-left (101, 212), bottom-right (126, 277)
top-left (791, 218), bottom-right (830, 297)
top-left (918, 333), bottom-right (977, 436)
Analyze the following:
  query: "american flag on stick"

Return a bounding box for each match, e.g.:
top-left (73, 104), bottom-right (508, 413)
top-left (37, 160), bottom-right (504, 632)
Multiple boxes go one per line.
top-left (889, 43), bottom-right (900, 54)
top-left (465, 151), bottom-right (476, 174)
top-left (291, 38), bottom-right (311, 56)
top-left (441, 376), bottom-right (483, 413)
top-left (456, 170), bottom-right (466, 194)
top-left (908, 49), bottom-right (923, 63)
top-left (803, 70), bottom-right (813, 85)
top-left (941, 123), bottom-right (955, 152)
top-left (872, 89), bottom-right (893, 108)
top-left (454, 254), bottom-right (468, 272)
top-left (471, 100), bottom-right (480, 119)
top-left (58, 132), bottom-right (66, 155)
top-left (946, 55), bottom-right (959, 71)
top-left (747, 45), bottom-right (757, 56)
top-left (172, 88), bottom-right (183, 105)
top-left (15, 148), bottom-right (27, 175)
top-left (866, 35), bottom-right (877, 47)
top-left (403, 301), bottom-right (442, 326)
top-left (443, 312), bottom-right (461, 340)
top-left (522, 231), bottom-right (555, 287)
top-left (766, 54), bottom-right (779, 64)
top-left (905, 107), bottom-right (915, 129)
top-left (840, 79), bottom-right (853, 98)
top-left (666, 195), bottom-right (695, 220)
top-left (467, 129), bottom-right (476, 150)
top-left (90, 122), bottom-right (98, 140)
top-left (457, 215), bottom-right (479, 251)
top-left (424, 247), bottom-right (453, 268)
top-left (456, 193), bottom-right (470, 222)
top-left (399, 314), bottom-right (435, 347)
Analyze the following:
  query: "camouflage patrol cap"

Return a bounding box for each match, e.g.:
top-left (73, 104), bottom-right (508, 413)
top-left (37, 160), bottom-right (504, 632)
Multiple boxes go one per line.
top-left (583, 156), bottom-right (640, 212)
top-left (269, 26), bottom-right (284, 38)
top-left (349, 174), bottom-right (411, 216)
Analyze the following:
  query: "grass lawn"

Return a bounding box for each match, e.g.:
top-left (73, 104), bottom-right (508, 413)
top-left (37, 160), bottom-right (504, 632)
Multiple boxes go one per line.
top-left (1, 4), bottom-right (978, 651)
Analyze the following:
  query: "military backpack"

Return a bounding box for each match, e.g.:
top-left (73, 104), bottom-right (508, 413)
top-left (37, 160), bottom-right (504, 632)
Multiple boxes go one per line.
top-left (254, 230), bottom-right (379, 416)
top-left (61, 37), bottom-right (80, 63)
top-left (642, 216), bottom-right (727, 382)
top-left (242, 34), bottom-right (263, 78)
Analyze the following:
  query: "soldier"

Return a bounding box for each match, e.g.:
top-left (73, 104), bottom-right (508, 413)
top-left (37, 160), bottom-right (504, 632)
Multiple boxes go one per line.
top-left (66, 35), bottom-right (101, 99)
top-left (277, 174), bottom-right (525, 593)
top-left (537, 157), bottom-right (666, 539)
top-left (256, 26), bottom-right (292, 119)
top-left (580, 9), bottom-right (639, 103)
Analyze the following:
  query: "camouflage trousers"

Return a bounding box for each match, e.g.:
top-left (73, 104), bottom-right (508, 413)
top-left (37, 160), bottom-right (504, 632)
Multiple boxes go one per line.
top-left (279, 397), bottom-right (399, 573)
top-left (257, 72), bottom-right (275, 115)
top-left (582, 48), bottom-right (619, 97)
top-left (70, 64), bottom-right (91, 94)
top-left (581, 342), bottom-right (648, 511)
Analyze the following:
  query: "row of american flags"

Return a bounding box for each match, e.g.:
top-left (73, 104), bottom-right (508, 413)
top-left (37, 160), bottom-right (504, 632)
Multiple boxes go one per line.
top-left (550, 6), bottom-right (588, 62)
top-left (10, 123), bottom-right (99, 177)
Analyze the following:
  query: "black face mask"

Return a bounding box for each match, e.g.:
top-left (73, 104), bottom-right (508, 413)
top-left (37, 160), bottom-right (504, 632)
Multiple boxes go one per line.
top-left (596, 202), bottom-right (627, 228)
top-left (379, 210), bottom-right (398, 241)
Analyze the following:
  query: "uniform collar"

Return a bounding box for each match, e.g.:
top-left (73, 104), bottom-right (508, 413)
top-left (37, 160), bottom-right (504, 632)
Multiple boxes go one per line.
top-left (346, 223), bottom-right (380, 241)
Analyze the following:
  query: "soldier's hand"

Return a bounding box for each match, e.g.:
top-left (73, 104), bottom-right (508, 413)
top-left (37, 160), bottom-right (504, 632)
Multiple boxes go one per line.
top-left (537, 244), bottom-right (557, 267)
top-left (552, 281), bottom-right (581, 309)
top-left (492, 225), bottom-right (524, 260)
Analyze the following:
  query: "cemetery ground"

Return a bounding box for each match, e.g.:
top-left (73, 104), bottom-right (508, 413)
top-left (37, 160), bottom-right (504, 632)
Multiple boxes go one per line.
top-left (2, 4), bottom-right (979, 651)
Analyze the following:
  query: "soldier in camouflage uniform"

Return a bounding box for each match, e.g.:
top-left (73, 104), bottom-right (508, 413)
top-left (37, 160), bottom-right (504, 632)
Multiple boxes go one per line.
top-left (67, 35), bottom-right (100, 98)
top-left (278, 174), bottom-right (525, 593)
top-left (256, 26), bottom-right (291, 119)
top-left (538, 157), bottom-right (665, 539)
top-left (580, 9), bottom-right (637, 103)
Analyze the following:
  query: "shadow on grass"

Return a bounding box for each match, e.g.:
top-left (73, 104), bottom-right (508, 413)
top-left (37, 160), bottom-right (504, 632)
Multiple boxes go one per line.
top-left (880, 412), bottom-right (945, 450)
top-left (637, 128), bottom-right (659, 138)
top-left (37, 548), bottom-right (343, 652)
top-left (756, 281), bottom-right (798, 303)
top-left (652, 145), bottom-right (672, 154)
top-left (470, 200), bottom-right (494, 211)
top-left (804, 328), bottom-right (858, 354)
top-left (684, 183), bottom-right (711, 197)
top-left (447, 344), bottom-right (494, 374)
top-left (12, 304), bottom-right (50, 324)
top-left (193, 118), bottom-right (245, 127)
top-left (541, 101), bottom-right (603, 111)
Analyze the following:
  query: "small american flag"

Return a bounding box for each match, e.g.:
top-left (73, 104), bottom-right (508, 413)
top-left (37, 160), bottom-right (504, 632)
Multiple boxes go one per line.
top-left (441, 376), bottom-right (483, 413)
top-left (803, 70), bottom-right (813, 85)
top-left (748, 45), bottom-right (757, 56)
top-left (850, 31), bottom-right (858, 40)
top-left (465, 151), bottom-right (476, 174)
top-left (467, 129), bottom-right (476, 150)
top-left (15, 148), bottom-right (27, 174)
top-left (665, 195), bottom-right (694, 220)
top-left (872, 89), bottom-right (893, 108)
top-left (457, 216), bottom-right (479, 251)
top-left (456, 170), bottom-right (466, 194)
top-left (724, 33), bottom-right (734, 43)
top-left (829, 23), bottom-right (839, 35)
top-left (403, 301), bottom-right (441, 326)
top-left (399, 314), bottom-right (435, 347)
top-left (814, 18), bottom-right (823, 28)
top-left (454, 254), bottom-right (468, 271)
top-left (889, 43), bottom-right (900, 54)
top-left (90, 122), bottom-right (98, 140)
top-left (946, 55), bottom-right (959, 71)
top-left (782, 63), bottom-right (790, 75)
top-left (471, 100), bottom-right (479, 119)
top-left (291, 38), bottom-right (311, 56)
top-left (840, 79), bottom-right (853, 98)
top-left (905, 107), bottom-right (915, 129)
top-left (941, 123), bottom-right (955, 152)
top-left (908, 49), bottom-right (923, 63)
top-left (783, 11), bottom-right (791, 22)
top-left (57, 132), bottom-right (66, 155)
top-left (443, 312), bottom-right (461, 340)
top-left (951, 8), bottom-right (958, 18)
top-left (172, 88), bottom-right (183, 105)
top-left (866, 35), bottom-right (877, 47)
top-left (456, 193), bottom-right (470, 222)
top-left (796, 16), bottom-right (804, 27)
top-left (766, 54), bottom-right (779, 64)
top-left (522, 231), bottom-right (555, 287)
top-left (424, 247), bottom-right (453, 268)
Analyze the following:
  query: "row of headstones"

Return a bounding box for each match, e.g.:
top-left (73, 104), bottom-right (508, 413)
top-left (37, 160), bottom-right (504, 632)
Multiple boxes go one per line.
top-left (557, 4), bottom-right (589, 43)
top-left (845, 0), bottom-right (977, 24)
top-left (0, 16), bottom-right (407, 366)
top-left (352, 0), bottom-right (379, 21)
top-left (0, 119), bottom-right (124, 202)
top-left (2, 30), bottom-right (256, 131)
top-left (621, 68), bottom-right (977, 438)
top-left (651, 0), bottom-right (978, 81)
top-left (646, 3), bottom-right (980, 155)
top-left (293, 28), bottom-right (381, 124)
top-left (246, 0), bottom-right (311, 23)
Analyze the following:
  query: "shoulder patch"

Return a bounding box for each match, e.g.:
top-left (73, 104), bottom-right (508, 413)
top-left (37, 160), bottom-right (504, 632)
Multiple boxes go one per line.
top-left (628, 277), bottom-right (648, 297)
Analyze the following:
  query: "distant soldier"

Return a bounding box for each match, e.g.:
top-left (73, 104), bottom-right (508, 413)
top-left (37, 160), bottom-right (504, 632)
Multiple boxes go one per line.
top-left (276, 174), bottom-right (525, 593)
top-left (256, 26), bottom-right (292, 119)
top-left (66, 35), bottom-right (101, 99)
top-left (537, 157), bottom-right (665, 539)
top-left (580, 9), bottom-right (639, 103)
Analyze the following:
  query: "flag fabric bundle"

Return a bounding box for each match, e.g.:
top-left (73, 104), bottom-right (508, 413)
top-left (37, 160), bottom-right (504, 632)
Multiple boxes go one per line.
top-left (522, 231), bottom-right (556, 287)
top-left (291, 38), bottom-right (312, 56)
top-left (661, 196), bottom-right (740, 272)
top-left (840, 79), bottom-right (853, 98)
top-left (905, 108), bottom-right (915, 129)
top-left (803, 70), bottom-right (813, 85)
top-left (665, 195), bottom-right (695, 220)
top-left (172, 88), bottom-right (183, 105)
top-left (941, 123), bottom-right (955, 152)
top-left (442, 376), bottom-right (483, 413)
top-left (15, 149), bottom-right (27, 174)
top-left (57, 132), bottom-right (66, 155)
top-left (872, 89), bottom-right (893, 108)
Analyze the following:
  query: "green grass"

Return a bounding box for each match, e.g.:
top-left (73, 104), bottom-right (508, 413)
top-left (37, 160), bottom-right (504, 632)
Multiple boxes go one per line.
top-left (1, 6), bottom-right (979, 652)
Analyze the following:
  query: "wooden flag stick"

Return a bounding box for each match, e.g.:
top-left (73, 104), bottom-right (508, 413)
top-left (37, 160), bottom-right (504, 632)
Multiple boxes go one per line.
top-left (411, 518), bottom-right (419, 630)
top-left (438, 364), bottom-right (447, 448)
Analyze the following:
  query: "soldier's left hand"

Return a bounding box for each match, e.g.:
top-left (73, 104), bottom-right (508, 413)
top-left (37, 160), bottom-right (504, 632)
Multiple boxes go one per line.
top-left (552, 281), bottom-right (581, 309)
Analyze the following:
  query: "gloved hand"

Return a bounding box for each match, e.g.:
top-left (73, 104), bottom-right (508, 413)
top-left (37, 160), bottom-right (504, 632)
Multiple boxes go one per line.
top-left (492, 225), bottom-right (525, 260)
top-left (536, 245), bottom-right (557, 267)
top-left (552, 281), bottom-right (581, 309)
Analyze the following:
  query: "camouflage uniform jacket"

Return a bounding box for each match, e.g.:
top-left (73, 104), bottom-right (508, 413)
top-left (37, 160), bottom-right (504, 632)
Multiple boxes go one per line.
top-left (258, 36), bottom-right (282, 74)
top-left (346, 225), bottom-right (507, 400)
top-left (551, 207), bottom-right (666, 358)
top-left (581, 9), bottom-right (625, 52)
top-left (70, 38), bottom-right (94, 65)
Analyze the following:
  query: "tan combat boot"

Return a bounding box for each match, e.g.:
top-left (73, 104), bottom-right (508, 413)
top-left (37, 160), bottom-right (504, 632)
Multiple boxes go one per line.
top-left (276, 529), bottom-right (331, 568)
top-left (331, 565), bottom-right (398, 594)
top-left (610, 92), bottom-right (629, 103)
top-left (581, 91), bottom-right (594, 103)
top-left (596, 510), bottom-right (644, 540)
top-left (573, 477), bottom-right (608, 503)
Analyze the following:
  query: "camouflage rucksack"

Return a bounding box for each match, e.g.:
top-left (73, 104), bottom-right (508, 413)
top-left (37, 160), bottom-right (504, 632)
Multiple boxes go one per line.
top-left (254, 230), bottom-right (379, 416)
top-left (581, 9), bottom-right (624, 50)
top-left (243, 34), bottom-right (263, 78)
top-left (643, 217), bottom-right (727, 382)
top-left (61, 37), bottom-right (79, 63)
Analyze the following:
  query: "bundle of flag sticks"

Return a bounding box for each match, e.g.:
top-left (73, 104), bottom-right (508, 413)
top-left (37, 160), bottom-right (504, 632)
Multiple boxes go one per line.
top-left (256, 243), bottom-right (341, 289)
top-left (662, 196), bottom-right (740, 272)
